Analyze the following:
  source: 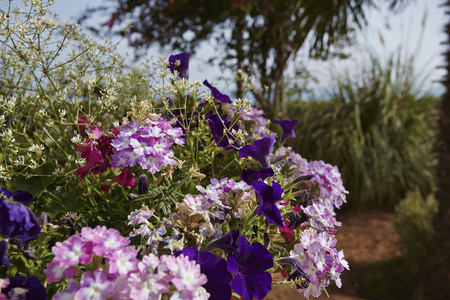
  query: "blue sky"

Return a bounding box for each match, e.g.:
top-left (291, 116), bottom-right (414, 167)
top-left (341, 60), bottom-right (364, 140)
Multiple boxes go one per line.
top-left (1, 0), bottom-right (447, 96)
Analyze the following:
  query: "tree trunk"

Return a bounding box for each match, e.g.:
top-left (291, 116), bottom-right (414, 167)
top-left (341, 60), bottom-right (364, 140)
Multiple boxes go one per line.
top-left (412, 2), bottom-right (450, 299)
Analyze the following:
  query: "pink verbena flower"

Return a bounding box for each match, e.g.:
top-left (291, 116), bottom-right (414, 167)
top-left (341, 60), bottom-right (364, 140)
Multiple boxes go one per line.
top-left (92, 227), bottom-right (130, 257)
top-left (164, 254), bottom-right (207, 296)
top-left (126, 254), bottom-right (171, 300)
top-left (44, 262), bottom-right (78, 284)
top-left (75, 269), bottom-right (115, 300)
top-left (52, 235), bottom-right (93, 267)
top-left (106, 246), bottom-right (139, 277)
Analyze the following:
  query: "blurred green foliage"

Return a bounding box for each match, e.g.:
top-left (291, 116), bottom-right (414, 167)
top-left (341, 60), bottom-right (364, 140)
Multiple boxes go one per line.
top-left (395, 189), bottom-right (438, 273)
top-left (285, 54), bottom-right (437, 210)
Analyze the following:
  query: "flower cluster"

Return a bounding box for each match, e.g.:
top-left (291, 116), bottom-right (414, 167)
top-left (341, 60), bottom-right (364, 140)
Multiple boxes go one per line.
top-left (182, 178), bottom-right (253, 236)
top-left (45, 225), bottom-right (209, 300)
top-left (286, 232), bottom-right (349, 298)
top-left (0, 3), bottom-right (351, 297)
top-left (111, 115), bottom-right (184, 173)
top-left (75, 123), bottom-right (114, 179)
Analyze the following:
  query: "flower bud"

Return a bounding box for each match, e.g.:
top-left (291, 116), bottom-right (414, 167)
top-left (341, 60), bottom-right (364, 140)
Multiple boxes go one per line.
top-left (138, 175), bottom-right (149, 194)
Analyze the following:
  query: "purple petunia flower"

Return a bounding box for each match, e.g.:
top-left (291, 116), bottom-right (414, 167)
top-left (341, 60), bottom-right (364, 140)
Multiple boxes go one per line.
top-left (227, 236), bottom-right (273, 300)
top-left (206, 229), bottom-right (240, 254)
top-left (203, 80), bottom-right (232, 103)
top-left (168, 53), bottom-right (189, 79)
top-left (0, 188), bottom-right (41, 238)
top-left (239, 135), bottom-right (276, 168)
top-left (241, 167), bottom-right (274, 185)
top-left (175, 247), bottom-right (233, 300)
top-left (273, 119), bottom-right (297, 144)
top-left (251, 180), bottom-right (285, 227)
top-left (1, 276), bottom-right (47, 300)
top-left (205, 113), bottom-right (239, 149)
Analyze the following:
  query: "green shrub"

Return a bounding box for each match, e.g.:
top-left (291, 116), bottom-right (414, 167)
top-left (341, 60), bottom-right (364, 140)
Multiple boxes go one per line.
top-left (395, 189), bottom-right (437, 273)
top-left (285, 54), bottom-right (437, 210)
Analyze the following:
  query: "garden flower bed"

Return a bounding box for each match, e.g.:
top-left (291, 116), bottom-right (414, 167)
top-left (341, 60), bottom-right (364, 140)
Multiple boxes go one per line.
top-left (0, 1), bottom-right (349, 299)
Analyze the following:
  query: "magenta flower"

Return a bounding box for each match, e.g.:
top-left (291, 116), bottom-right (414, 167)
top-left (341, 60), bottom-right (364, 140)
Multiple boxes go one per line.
top-left (203, 80), bottom-right (232, 103)
top-left (273, 119), bottom-right (297, 144)
top-left (227, 236), bottom-right (273, 300)
top-left (168, 53), bottom-right (189, 79)
top-left (239, 135), bottom-right (276, 168)
top-left (252, 180), bottom-right (285, 227)
top-left (115, 169), bottom-right (136, 186)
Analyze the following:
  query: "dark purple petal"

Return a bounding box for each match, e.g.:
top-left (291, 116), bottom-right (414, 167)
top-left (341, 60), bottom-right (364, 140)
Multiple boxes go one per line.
top-left (0, 240), bottom-right (10, 267)
top-left (231, 272), bottom-right (272, 300)
top-left (205, 113), bottom-right (239, 149)
top-left (199, 251), bottom-right (232, 300)
top-left (203, 80), bottom-right (232, 103)
top-left (228, 236), bottom-right (273, 300)
top-left (252, 180), bottom-right (285, 227)
top-left (0, 196), bottom-right (41, 238)
top-left (237, 241), bottom-right (274, 273)
top-left (11, 190), bottom-right (36, 204)
top-left (241, 167), bottom-right (274, 185)
top-left (273, 119), bottom-right (297, 144)
top-left (239, 135), bottom-right (275, 168)
top-left (206, 229), bottom-right (240, 254)
top-left (0, 187), bottom-right (13, 199)
top-left (168, 53), bottom-right (189, 79)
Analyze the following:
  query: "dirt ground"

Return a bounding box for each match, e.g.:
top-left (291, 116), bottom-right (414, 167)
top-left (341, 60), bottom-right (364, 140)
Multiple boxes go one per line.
top-left (265, 211), bottom-right (400, 300)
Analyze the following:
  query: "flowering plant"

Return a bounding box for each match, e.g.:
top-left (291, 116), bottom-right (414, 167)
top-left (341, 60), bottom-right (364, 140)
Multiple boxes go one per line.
top-left (0, 1), bottom-right (348, 299)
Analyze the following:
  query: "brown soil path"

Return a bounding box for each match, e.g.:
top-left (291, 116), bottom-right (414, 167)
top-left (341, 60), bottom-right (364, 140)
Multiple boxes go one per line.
top-left (265, 211), bottom-right (400, 300)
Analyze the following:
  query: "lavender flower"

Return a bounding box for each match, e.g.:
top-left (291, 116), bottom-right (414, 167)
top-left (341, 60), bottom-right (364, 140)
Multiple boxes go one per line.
top-left (239, 135), bottom-right (276, 168)
top-left (252, 180), bottom-right (285, 227)
top-left (168, 53), bottom-right (189, 79)
top-left (227, 236), bottom-right (273, 300)
top-left (273, 119), bottom-right (297, 144)
top-left (203, 80), bottom-right (232, 103)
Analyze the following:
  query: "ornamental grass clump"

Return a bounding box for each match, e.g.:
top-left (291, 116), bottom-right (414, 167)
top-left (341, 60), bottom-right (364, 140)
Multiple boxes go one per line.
top-left (1, 1), bottom-right (349, 299)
